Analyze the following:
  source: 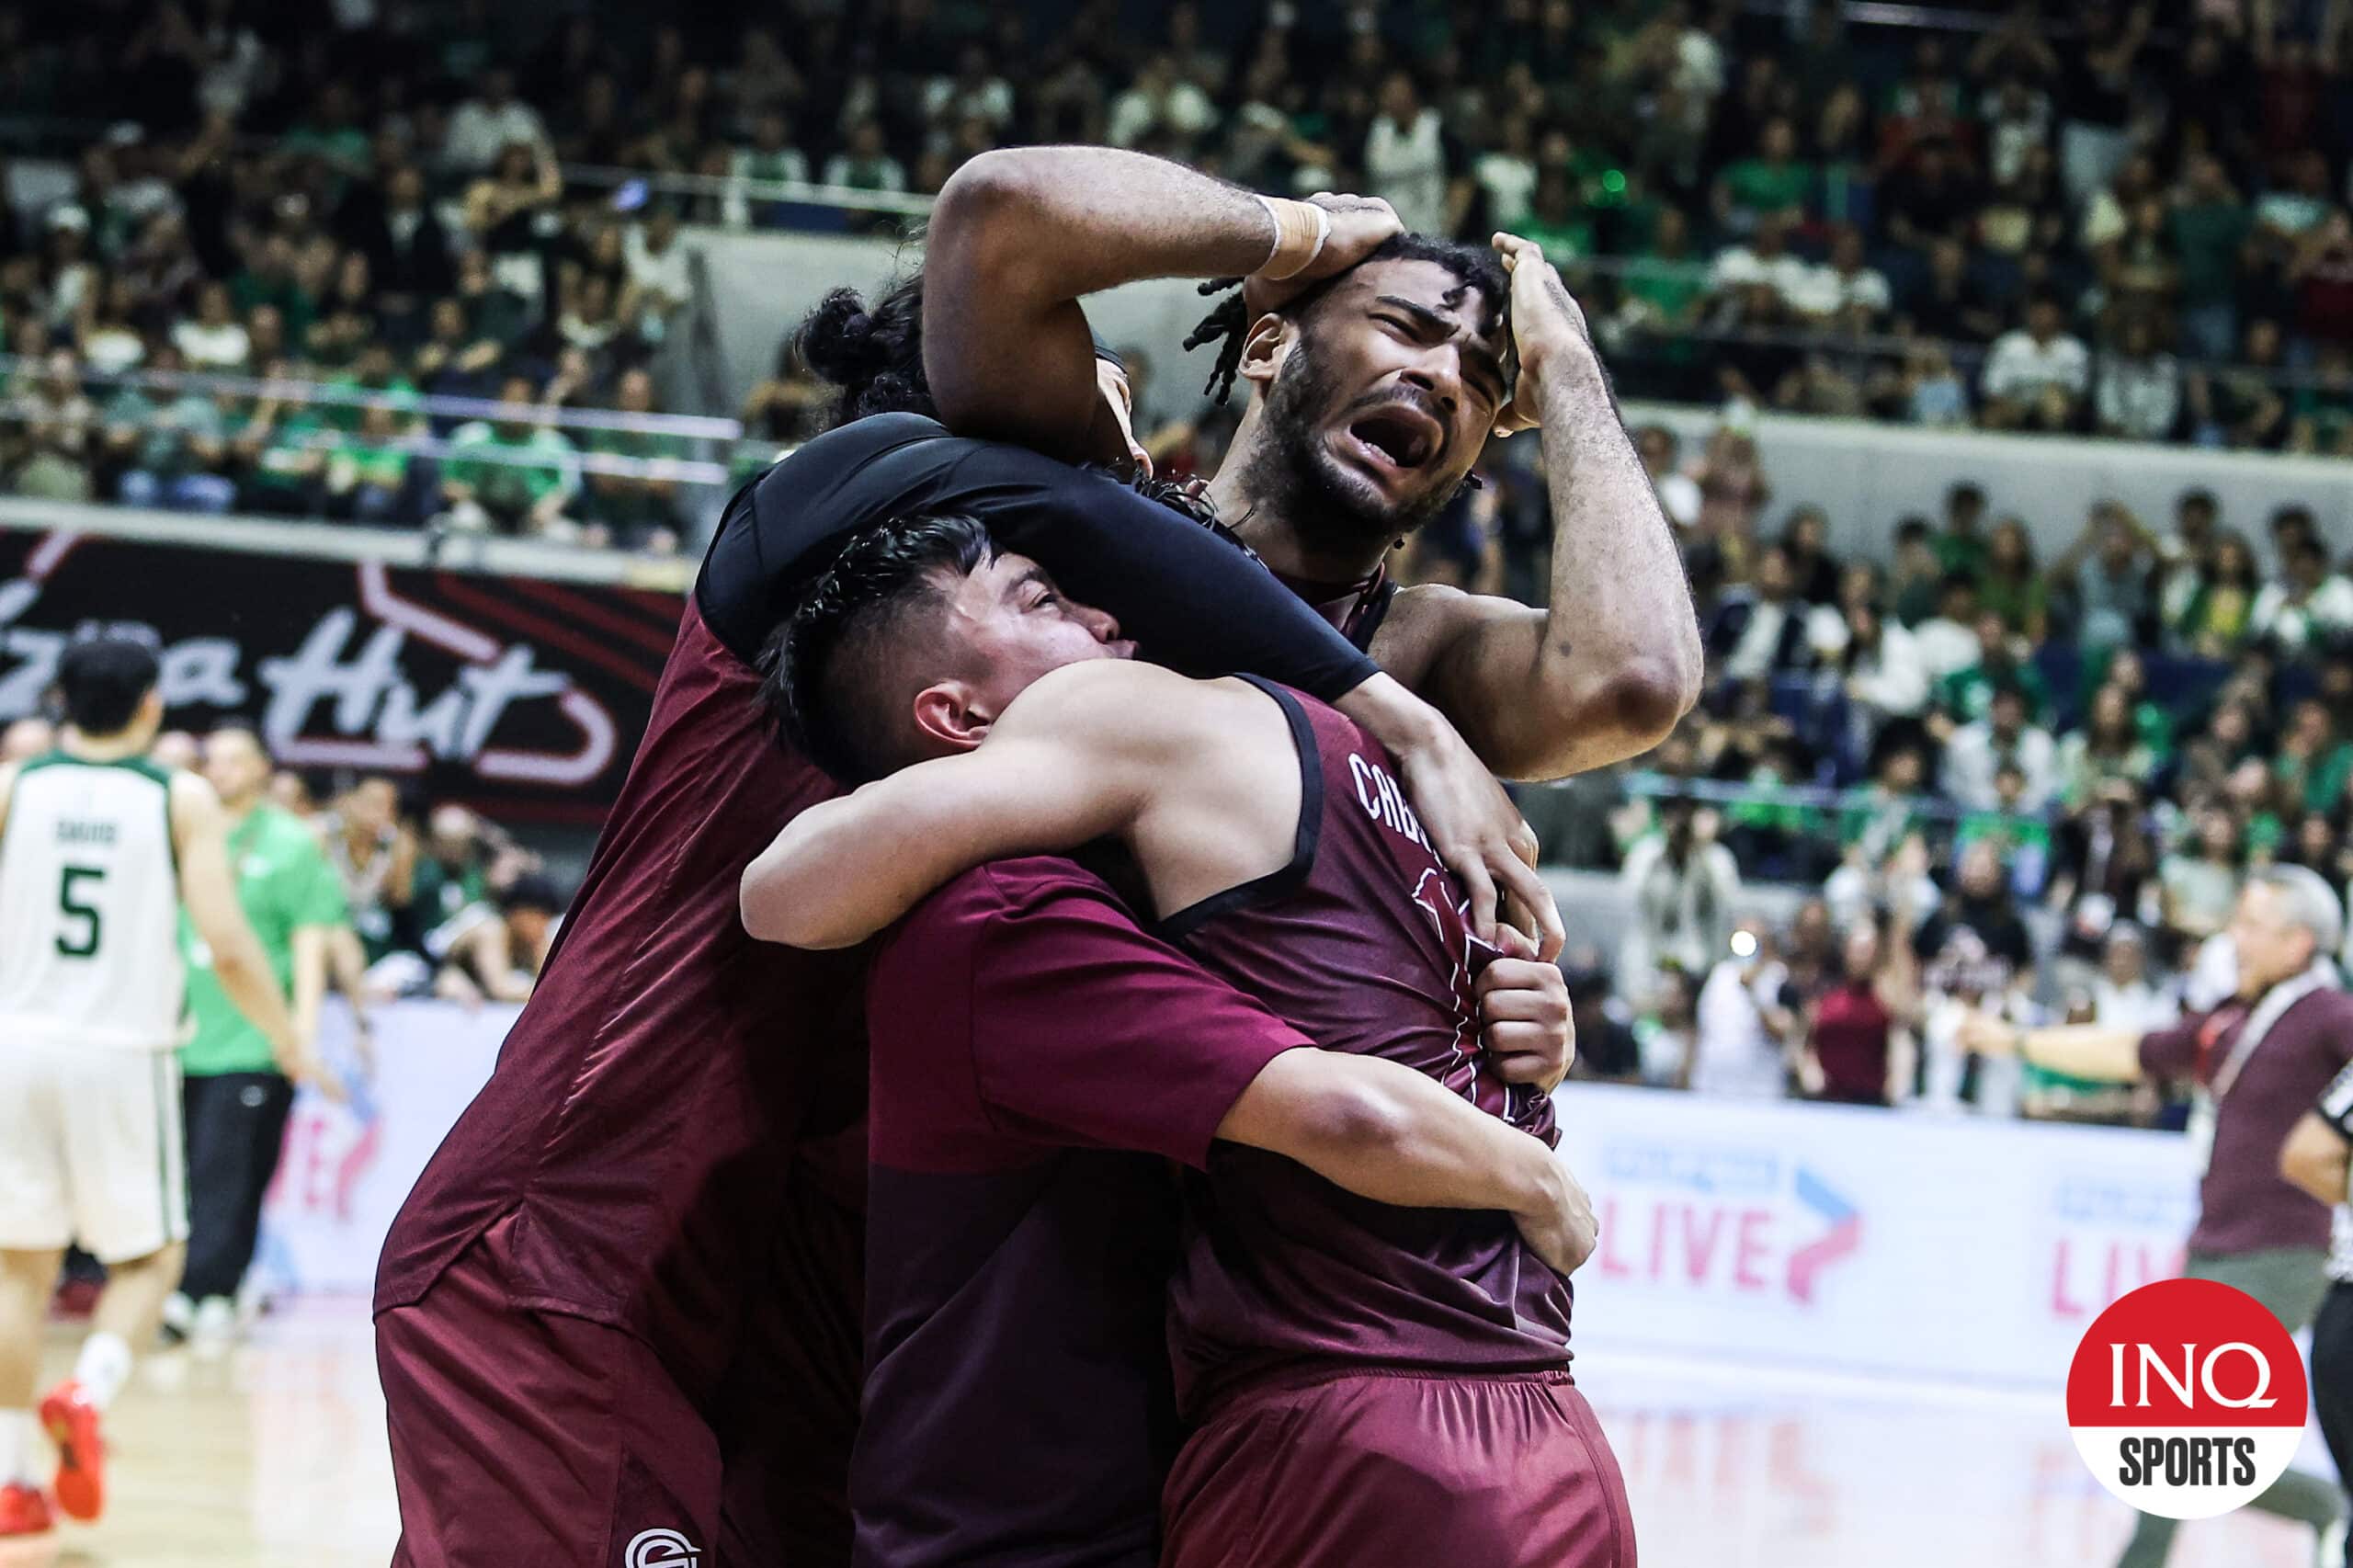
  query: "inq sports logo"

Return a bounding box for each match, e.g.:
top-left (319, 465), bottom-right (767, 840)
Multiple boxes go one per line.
top-left (2066, 1278), bottom-right (2308, 1520)
top-left (624, 1528), bottom-right (700, 1568)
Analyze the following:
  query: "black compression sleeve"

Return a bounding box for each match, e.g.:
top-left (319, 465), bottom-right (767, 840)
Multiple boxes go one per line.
top-left (700, 417), bottom-right (1379, 699)
top-left (958, 459), bottom-right (1379, 702)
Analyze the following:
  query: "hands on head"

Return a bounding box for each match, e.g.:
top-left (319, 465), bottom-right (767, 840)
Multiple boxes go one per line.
top-left (1242, 192), bottom-right (1404, 318)
top-left (1488, 232), bottom-right (1590, 438)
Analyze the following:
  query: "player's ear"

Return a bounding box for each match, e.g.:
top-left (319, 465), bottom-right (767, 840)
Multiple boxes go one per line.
top-left (1235, 312), bottom-right (1291, 391)
top-left (910, 681), bottom-right (990, 755)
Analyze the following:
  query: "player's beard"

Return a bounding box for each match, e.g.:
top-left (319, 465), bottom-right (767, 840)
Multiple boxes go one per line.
top-left (1239, 335), bottom-right (1456, 565)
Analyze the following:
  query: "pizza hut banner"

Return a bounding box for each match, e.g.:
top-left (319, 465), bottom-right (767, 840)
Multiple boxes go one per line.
top-left (0, 524), bottom-right (687, 820)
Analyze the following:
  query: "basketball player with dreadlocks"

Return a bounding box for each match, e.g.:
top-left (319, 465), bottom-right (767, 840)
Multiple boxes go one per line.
top-left (919, 146), bottom-right (1703, 778)
top-left (373, 181), bottom-right (1555, 1565)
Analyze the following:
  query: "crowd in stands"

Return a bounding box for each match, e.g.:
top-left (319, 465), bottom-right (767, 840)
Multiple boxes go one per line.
top-left (3, 0), bottom-right (2351, 529)
top-left (0, 4), bottom-right (745, 546)
top-left (0, 711), bottom-right (556, 1008)
top-left (1535, 426), bottom-right (2353, 1127)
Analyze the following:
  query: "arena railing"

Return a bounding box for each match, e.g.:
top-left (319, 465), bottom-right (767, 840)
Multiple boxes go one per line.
top-left (0, 489), bottom-right (697, 588)
top-left (0, 353), bottom-right (791, 490)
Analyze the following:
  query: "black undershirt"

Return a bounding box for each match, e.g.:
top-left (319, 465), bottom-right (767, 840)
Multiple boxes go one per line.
top-left (695, 413), bottom-right (1381, 700)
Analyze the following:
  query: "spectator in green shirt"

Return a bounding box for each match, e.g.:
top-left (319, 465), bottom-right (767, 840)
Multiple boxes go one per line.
top-left (1518, 168), bottom-right (1596, 270)
top-left (228, 233), bottom-right (318, 347)
top-left (99, 345), bottom-right (236, 512)
top-left (324, 403), bottom-right (415, 525)
top-left (439, 371), bottom-right (580, 537)
top-left (2169, 153), bottom-right (2251, 361)
top-left (171, 724), bottom-right (361, 1348)
top-left (1890, 517), bottom-right (1946, 626)
top-left (2086, 646), bottom-right (2177, 761)
top-left (1713, 116), bottom-right (1814, 235)
top-left (408, 804), bottom-right (543, 1005)
top-left (2277, 699), bottom-right (2353, 816)
top-left (324, 341), bottom-right (423, 436)
top-left (1936, 611), bottom-right (2052, 728)
top-left (1975, 517), bottom-right (2049, 639)
top-left (580, 369), bottom-right (687, 553)
top-left (278, 82), bottom-right (372, 186)
top-left (230, 364), bottom-right (332, 517)
top-left (2290, 343), bottom-right (2353, 458)
top-left (1612, 206), bottom-right (1707, 367)
top-left (1932, 482), bottom-right (1990, 577)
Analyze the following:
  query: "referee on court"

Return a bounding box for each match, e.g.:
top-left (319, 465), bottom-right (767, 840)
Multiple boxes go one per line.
top-left (1963, 864), bottom-right (2353, 1566)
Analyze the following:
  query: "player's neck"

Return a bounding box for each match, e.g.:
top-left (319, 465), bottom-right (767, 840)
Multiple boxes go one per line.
top-left (1211, 429), bottom-right (1392, 587)
top-left (222, 793), bottom-right (262, 824)
top-left (61, 728), bottom-right (150, 764)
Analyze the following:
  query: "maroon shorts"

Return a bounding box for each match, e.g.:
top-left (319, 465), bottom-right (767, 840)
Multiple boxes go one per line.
top-left (1161, 1368), bottom-right (1636, 1568)
top-left (377, 1187), bottom-right (863, 1568)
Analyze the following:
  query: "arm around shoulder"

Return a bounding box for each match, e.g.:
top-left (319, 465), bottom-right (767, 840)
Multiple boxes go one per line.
top-left (741, 661), bottom-right (1185, 949)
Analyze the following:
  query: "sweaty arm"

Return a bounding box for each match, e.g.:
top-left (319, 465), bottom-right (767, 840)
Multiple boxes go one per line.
top-left (1370, 239), bottom-right (1702, 781)
top-left (873, 861), bottom-right (1594, 1276)
top-left (1222, 1049), bottom-right (1594, 1274)
top-left (922, 147), bottom-right (1393, 460)
top-left (744, 662), bottom-right (1293, 949)
top-left (171, 776), bottom-right (313, 1085)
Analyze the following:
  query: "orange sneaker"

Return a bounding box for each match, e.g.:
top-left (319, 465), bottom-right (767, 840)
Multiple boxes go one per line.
top-left (36, 1383), bottom-right (101, 1523)
top-left (0, 1481), bottom-right (51, 1539)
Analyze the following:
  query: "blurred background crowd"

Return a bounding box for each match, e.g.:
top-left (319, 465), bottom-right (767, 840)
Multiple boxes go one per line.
top-left (1536, 450), bottom-right (2353, 1131)
top-left (10, 0), bottom-right (2353, 501)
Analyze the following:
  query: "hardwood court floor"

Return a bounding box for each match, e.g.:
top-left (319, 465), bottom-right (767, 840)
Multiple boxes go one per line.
top-left (3, 1307), bottom-right (2315, 1567)
top-left (10, 1301), bottom-right (397, 1568)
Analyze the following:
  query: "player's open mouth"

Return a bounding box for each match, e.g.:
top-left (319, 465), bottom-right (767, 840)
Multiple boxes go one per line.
top-left (1344, 405), bottom-right (1443, 476)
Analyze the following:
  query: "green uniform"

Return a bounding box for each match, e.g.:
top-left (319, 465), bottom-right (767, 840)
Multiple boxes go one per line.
top-left (1721, 157), bottom-right (1813, 219)
top-left (446, 420), bottom-right (578, 519)
top-left (178, 804), bottom-right (348, 1078)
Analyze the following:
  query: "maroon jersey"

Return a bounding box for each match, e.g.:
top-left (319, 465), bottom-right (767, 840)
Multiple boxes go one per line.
top-left (1163, 677), bottom-right (1568, 1416)
top-left (1811, 980), bottom-right (1893, 1107)
top-left (2140, 987), bottom-right (2353, 1256)
top-left (374, 602), bottom-right (867, 1392)
top-left (1273, 562), bottom-right (1399, 651)
top-left (856, 857), bottom-right (1309, 1568)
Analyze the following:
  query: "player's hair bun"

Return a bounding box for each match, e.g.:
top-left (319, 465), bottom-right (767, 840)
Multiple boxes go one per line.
top-left (792, 277), bottom-right (935, 428)
top-left (797, 289), bottom-right (887, 382)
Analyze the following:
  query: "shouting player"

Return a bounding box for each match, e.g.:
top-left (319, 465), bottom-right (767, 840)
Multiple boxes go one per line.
top-left (0, 638), bottom-right (316, 1542)
top-left (744, 515), bottom-right (1631, 1567)
top-left (373, 244), bottom-right (1547, 1564)
top-left (916, 146), bottom-right (1701, 776)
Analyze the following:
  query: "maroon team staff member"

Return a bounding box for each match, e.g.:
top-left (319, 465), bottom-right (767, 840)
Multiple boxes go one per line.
top-left (371, 278), bottom-right (1548, 1564)
top-left (1964, 864), bottom-right (2352, 1568)
top-left (745, 515), bottom-right (1631, 1567)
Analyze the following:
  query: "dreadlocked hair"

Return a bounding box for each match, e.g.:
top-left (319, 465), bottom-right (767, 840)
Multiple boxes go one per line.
top-left (1182, 278), bottom-right (1253, 404)
top-left (1180, 233), bottom-right (1512, 404)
